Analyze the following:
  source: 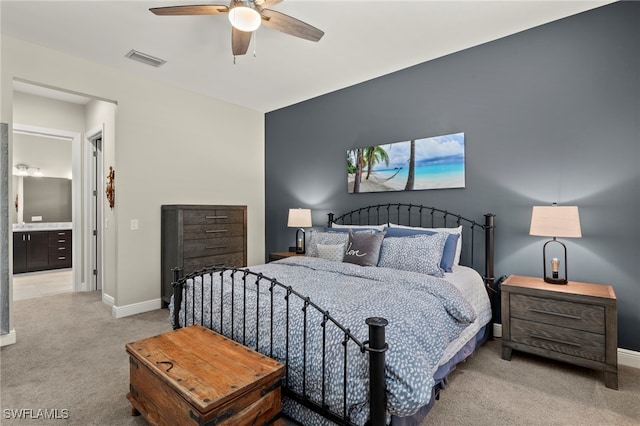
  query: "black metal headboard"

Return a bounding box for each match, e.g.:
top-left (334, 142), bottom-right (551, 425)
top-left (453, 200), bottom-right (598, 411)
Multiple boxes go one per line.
top-left (328, 203), bottom-right (495, 292)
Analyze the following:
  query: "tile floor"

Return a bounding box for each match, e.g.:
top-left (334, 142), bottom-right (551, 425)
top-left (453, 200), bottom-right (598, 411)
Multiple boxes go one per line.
top-left (12, 269), bottom-right (73, 301)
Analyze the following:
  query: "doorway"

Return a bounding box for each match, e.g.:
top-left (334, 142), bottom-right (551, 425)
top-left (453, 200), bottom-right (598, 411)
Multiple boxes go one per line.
top-left (12, 124), bottom-right (82, 293)
top-left (85, 129), bottom-right (104, 292)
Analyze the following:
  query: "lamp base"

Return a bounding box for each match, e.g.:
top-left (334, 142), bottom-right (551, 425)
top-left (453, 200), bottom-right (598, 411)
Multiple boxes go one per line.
top-left (544, 276), bottom-right (568, 285)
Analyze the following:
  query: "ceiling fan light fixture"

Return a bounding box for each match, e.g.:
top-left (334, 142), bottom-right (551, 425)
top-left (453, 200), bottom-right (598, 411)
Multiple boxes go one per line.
top-left (229, 5), bottom-right (261, 32)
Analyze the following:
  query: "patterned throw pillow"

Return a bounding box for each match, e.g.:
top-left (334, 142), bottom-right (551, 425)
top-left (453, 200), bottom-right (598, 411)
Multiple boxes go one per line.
top-left (316, 243), bottom-right (345, 262)
top-left (306, 231), bottom-right (349, 257)
top-left (342, 230), bottom-right (386, 267)
top-left (378, 233), bottom-right (448, 277)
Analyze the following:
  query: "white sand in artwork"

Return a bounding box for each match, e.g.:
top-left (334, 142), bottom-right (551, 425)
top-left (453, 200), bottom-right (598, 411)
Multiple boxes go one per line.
top-left (348, 173), bottom-right (464, 193)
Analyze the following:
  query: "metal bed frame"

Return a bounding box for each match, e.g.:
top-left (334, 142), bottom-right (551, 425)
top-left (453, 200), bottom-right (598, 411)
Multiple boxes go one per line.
top-left (171, 204), bottom-right (495, 425)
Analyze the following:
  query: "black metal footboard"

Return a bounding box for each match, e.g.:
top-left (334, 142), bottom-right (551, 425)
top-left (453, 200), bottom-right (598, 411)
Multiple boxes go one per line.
top-left (171, 266), bottom-right (388, 426)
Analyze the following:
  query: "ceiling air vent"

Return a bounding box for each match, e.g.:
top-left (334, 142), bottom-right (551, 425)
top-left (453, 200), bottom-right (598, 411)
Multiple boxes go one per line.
top-left (125, 49), bottom-right (166, 68)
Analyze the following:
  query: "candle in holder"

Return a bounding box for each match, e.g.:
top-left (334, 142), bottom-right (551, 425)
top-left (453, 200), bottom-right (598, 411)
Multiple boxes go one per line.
top-left (551, 257), bottom-right (559, 279)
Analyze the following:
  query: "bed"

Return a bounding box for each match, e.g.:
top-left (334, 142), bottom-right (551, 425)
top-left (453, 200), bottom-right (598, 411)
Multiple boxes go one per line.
top-left (169, 204), bottom-right (496, 425)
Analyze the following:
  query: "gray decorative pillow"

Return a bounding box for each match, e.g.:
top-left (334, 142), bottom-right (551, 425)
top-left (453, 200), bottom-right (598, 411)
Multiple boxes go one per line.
top-left (316, 243), bottom-right (345, 262)
top-left (306, 231), bottom-right (349, 257)
top-left (342, 230), bottom-right (386, 267)
top-left (378, 233), bottom-right (448, 277)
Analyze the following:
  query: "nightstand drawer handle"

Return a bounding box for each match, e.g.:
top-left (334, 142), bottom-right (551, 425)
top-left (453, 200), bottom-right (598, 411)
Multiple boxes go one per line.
top-left (205, 215), bottom-right (228, 219)
top-left (528, 308), bottom-right (581, 320)
top-left (530, 333), bottom-right (582, 347)
top-left (205, 245), bottom-right (226, 250)
top-left (205, 229), bottom-right (228, 233)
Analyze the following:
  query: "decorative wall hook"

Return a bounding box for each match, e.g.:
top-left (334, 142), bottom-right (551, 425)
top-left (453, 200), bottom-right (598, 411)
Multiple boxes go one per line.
top-left (106, 166), bottom-right (115, 209)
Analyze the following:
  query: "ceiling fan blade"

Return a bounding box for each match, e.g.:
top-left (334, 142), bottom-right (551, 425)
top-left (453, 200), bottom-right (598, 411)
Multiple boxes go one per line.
top-left (232, 27), bottom-right (252, 56)
top-left (260, 9), bottom-right (324, 42)
top-left (150, 5), bottom-right (229, 16)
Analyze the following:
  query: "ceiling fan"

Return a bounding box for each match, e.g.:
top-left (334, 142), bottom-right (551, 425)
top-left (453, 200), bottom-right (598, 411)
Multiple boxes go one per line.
top-left (150, 0), bottom-right (324, 56)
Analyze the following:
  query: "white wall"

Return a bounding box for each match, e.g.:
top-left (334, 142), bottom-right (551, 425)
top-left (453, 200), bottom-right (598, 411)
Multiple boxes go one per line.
top-left (1, 36), bottom-right (265, 321)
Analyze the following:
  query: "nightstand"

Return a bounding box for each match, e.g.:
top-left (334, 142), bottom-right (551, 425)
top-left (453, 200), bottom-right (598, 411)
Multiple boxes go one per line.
top-left (501, 275), bottom-right (618, 389)
top-left (268, 251), bottom-right (305, 262)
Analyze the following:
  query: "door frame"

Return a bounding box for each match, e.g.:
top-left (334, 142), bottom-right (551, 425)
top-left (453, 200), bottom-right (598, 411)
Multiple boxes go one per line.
top-left (85, 125), bottom-right (104, 293)
top-left (12, 123), bottom-right (83, 292)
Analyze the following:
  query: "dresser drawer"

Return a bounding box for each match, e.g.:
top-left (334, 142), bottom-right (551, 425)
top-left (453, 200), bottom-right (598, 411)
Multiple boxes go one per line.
top-left (510, 294), bottom-right (604, 334)
top-left (183, 223), bottom-right (245, 240)
top-left (183, 236), bottom-right (244, 258)
top-left (49, 230), bottom-right (71, 240)
top-left (183, 209), bottom-right (244, 225)
top-left (49, 244), bottom-right (71, 255)
top-left (511, 318), bottom-right (605, 362)
top-left (48, 253), bottom-right (71, 268)
top-left (183, 252), bottom-right (246, 273)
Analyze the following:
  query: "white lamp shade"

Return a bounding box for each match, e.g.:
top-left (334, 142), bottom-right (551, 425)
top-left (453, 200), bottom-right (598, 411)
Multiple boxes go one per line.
top-left (530, 205), bottom-right (582, 238)
top-left (288, 209), bottom-right (312, 228)
top-left (228, 6), bottom-right (261, 32)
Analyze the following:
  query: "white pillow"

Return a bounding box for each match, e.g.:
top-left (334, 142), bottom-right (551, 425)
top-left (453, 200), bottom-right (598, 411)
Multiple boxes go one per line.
top-left (388, 223), bottom-right (463, 265)
top-left (317, 243), bottom-right (345, 262)
top-left (330, 223), bottom-right (386, 231)
top-left (306, 231), bottom-right (349, 257)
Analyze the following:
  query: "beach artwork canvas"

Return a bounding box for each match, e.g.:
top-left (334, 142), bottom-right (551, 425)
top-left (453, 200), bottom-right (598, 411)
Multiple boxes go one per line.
top-left (347, 132), bottom-right (465, 193)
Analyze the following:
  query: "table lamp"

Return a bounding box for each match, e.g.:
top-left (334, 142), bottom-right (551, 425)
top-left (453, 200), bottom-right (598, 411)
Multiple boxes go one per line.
top-left (287, 208), bottom-right (312, 254)
top-left (529, 204), bottom-right (581, 284)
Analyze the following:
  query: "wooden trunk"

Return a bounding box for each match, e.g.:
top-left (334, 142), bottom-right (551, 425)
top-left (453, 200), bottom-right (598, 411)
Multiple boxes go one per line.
top-left (126, 325), bottom-right (285, 425)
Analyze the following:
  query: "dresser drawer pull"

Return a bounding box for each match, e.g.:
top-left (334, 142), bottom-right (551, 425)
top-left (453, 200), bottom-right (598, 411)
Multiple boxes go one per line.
top-left (205, 215), bottom-right (228, 219)
top-left (530, 333), bottom-right (581, 347)
top-left (528, 308), bottom-right (581, 320)
top-left (58, 256), bottom-right (66, 260)
top-left (57, 232), bottom-right (66, 236)
top-left (58, 239), bottom-right (66, 243)
top-left (205, 229), bottom-right (228, 233)
top-left (205, 245), bottom-right (227, 250)
top-left (58, 247), bottom-right (66, 251)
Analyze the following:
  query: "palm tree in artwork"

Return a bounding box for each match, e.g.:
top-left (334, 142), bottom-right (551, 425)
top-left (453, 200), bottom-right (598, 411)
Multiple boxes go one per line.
top-left (404, 139), bottom-right (416, 191)
top-left (348, 148), bottom-right (365, 193)
top-left (364, 146), bottom-right (390, 180)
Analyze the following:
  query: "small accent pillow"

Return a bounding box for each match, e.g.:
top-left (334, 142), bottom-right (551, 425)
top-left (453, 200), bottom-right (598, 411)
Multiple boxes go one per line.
top-left (306, 231), bottom-right (349, 257)
top-left (316, 243), bottom-right (345, 262)
top-left (342, 230), bottom-right (386, 267)
top-left (378, 233), bottom-right (448, 277)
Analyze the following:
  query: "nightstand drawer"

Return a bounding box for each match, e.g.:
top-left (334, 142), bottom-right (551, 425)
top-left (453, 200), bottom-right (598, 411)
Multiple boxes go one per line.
top-left (510, 294), bottom-right (604, 334)
top-left (511, 318), bottom-right (605, 362)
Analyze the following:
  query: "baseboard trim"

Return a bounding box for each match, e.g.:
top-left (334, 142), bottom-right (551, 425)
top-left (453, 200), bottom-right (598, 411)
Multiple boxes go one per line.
top-left (112, 298), bottom-right (161, 319)
top-left (102, 293), bottom-right (115, 307)
top-left (0, 329), bottom-right (17, 347)
top-left (618, 348), bottom-right (640, 369)
top-left (492, 323), bottom-right (638, 369)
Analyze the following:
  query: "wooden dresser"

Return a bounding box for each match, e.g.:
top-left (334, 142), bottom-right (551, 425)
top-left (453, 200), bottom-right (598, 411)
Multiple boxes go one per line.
top-left (161, 205), bottom-right (247, 307)
top-left (126, 325), bottom-right (284, 426)
top-left (501, 275), bottom-right (618, 389)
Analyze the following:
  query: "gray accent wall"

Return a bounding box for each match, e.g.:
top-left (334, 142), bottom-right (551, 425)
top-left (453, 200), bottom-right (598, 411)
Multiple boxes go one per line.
top-left (265, 2), bottom-right (640, 351)
top-left (23, 176), bottom-right (72, 223)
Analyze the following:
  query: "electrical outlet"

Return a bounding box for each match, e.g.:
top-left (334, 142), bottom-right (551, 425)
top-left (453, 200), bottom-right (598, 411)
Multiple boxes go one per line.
top-left (131, 219), bottom-right (138, 230)
top-left (32, 216), bottom-right (42, 222)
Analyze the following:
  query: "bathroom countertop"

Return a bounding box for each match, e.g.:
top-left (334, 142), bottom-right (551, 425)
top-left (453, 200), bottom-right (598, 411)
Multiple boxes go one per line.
top-left (12, 222), bottom-right (73, 232)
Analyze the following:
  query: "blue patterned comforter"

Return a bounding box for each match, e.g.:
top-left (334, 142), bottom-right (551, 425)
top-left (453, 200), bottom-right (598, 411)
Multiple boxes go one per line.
top-left (171, 256), bottom-right (478, 425)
